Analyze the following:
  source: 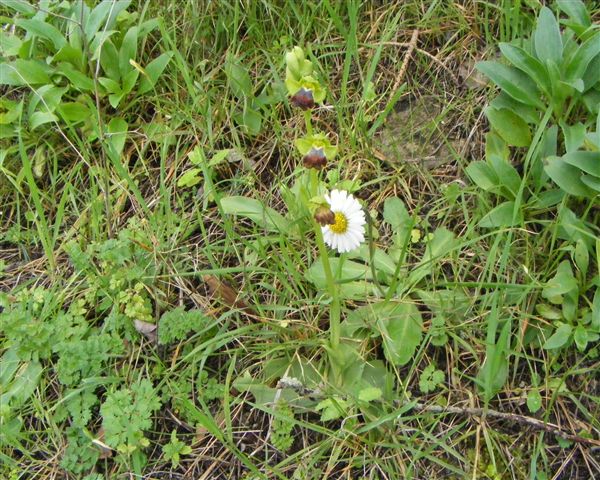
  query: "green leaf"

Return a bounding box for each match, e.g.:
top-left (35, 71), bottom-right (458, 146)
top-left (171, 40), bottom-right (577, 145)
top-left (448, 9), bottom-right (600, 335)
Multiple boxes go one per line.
top-left (106, 117), bottom-right (128, 162)
top-left (565, 31), bottom-right (600, 82)
top-left (574, 239), bottom-right (589, 277)
top-left (220, 196), bottom-right (290, 233)
top-left (376, 301), bottom-right (423, 366)
top-left (85, 0), bottom-right (131, 39)
top-left (557, 0), bottom-right (591, 27)
top-left (581, 174), bottom-right (600, 192)
top-left (100, 41), bottom-right (120, 81)
top-left (56, 63), bottom-right (95, 91)
top-left (0, 60), bottom-right (52, 86)
top-left (315, 397), bottom-right (349, 422)
top-left (526, 390), bottom-right (542, 413)
top-left (543, 323), bottom-right (572, 350)
top-left (177, 168), bottom-right (202, 188)
top-left (382, 196), bottom-right (410, 229)
top-left (138, 52), bottom-right (173, 94)
top-left (545, 155), bottom-right (593, 197)
top-left (562, 151), bottom-right (600, 177)
top-left (225, 57), bottom-right (253, 99)
top-left (543, 261), bottom-right (578, 298)
top-left (478, 201), bottom-right (521, 228)
top-left (58, 102), bottom-right (92, 123)
top-left (29, 111), bottom-right (57, 130)
top-left (475, 61), bottom-right (543, 109)
top-left (239, 106), bottom-right (262, 136)
top-left (592, 289), bottom-right (600, 330)
top-left (466, 161), bottom-right (499, 191)
top-left (573, 325), bottom-right (588, 351)
top-left (119, 26), bottom-right (138, 77)
top-left (499, 43), bottom-right (551, 95)
top-left (485, 107), bottom-right (532, 147)
top-left (15, 19), bottom-right (67, 51)
top-left (358, 387), bottom-right (382, 403)
top-left (534, 7), bottom-right (563, 65)
top-left (487, 154), bottom-right (522, 199)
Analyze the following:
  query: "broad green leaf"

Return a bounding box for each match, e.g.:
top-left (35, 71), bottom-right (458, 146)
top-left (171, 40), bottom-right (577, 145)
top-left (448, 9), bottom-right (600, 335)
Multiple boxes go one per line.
top-left (545, 155), bottom-right (593, 197)
top-left (534, 7), bottom-right (563, 65)
top-left (499, 43), bottom-right (551, 95)
top-left (358, 387), bottom-right (382, 403)
top-left (98, 77), bottom-right (121, 94)
top-left (536, 304), bottom-right (563, 320)
top-left (15, 18), bottom-right (66, 51)
top-left (177, 168), bottom-right (202, 188)
top-left (0, 349), bottom-right (20, 387)
top-left (485, 106), bottom-right (532, 147)
top-left (561, 122), bottom-right (586, 152)
top-left (573, 325), bottom-right (588, 351)
top-left (138, 52), bottom-right (173, 94)
top-left (543, 323), bottom-right (572, 350)
top-left (100, 40), bottom-right (120, 81)
top-left (58, 102), bottom-right (92, 123)
top-left (240, 106), bottom-right (262, 136)
top-left (562, 151), bottom-right (600, 177)
top-left (56, 63), bottom-right (95, 91)
top-left (557, 0), bottom-right (591, 27)
top-left (225, 57), bottom-right (253, 99)
top-left (487, 154), bottom-right (522, 199)
top-left (119, 26), bottom-right (138, 77)
top-left (29, 111), bottom-right (57, 130)
top-left (478, 201), bottom-right (521, 228)
top-left (582, 53), bottom-right (600, 91)
top-left (581, 174), bottom-right (600, 192)
top-left (465, 161), bottom-right (498, 191)
top-left (592, 289), bottom-right (600, 330)
top-left (475, 61), bottom-right (543, 109)
top-left (527, 389), bottom-right (542, 413)
top-left (220, 196), bottom-right (290, 233)
top-left (376, 301), bottom-right (423, 366)
top-left (566, 31), bottom-right (600, 81)
top-left (0, 60), bottom-right (52, 86)
top-left (382, 196), bottom-right (411, 234)
top-left (54, 44), bottom-right (84, 68)
top-left (0, 361), bottom-right (42, 408)
top-left (85, 0), bottom-right (131, 39)
top-left (407, 228), bottom-right (457, 285)
top-left (490, 92), bottom-right (540, 124)
top-left (353, 244), bottom-right (397, 276)
top-left (121, 68), bottom-right (139, 97)
top-left (543, 261), bottom-right (578, 298)
top-left (107, 117), bottom-right (128, 161)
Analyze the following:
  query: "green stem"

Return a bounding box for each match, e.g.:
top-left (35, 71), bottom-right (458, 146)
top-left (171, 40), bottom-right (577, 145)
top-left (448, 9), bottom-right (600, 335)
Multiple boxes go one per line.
top-left (308, 169), bottom-right (340, 348)
top-left (313, 218), bottom-right (341, 348)
top-left (304, 110), bottom-right (313, 135)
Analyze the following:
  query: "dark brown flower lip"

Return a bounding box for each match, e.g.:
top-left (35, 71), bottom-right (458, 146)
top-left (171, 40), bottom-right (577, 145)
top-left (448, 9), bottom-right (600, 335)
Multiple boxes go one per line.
top-left (314, 206), bottom-right (335, 226)
top-left (303, 147), bottom-right (327, 169)
top-left (290, 87), bottom-right (315, 110)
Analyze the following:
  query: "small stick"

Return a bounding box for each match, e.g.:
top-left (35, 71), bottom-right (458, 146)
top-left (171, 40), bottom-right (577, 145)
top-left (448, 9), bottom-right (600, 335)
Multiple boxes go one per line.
top-left (392, 30), bottom-right (419, 93)
top-left (276, 379), bottom-right (600, 448)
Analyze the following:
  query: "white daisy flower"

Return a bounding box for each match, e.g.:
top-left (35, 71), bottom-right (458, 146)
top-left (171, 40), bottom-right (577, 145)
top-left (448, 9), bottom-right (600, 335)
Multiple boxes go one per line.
top-left (321, 190), bottom-right (366, 253)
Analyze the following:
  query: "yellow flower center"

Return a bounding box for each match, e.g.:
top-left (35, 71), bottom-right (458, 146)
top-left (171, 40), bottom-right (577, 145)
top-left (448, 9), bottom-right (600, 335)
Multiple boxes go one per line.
top-left (330, 212), bottom-right (348, 234)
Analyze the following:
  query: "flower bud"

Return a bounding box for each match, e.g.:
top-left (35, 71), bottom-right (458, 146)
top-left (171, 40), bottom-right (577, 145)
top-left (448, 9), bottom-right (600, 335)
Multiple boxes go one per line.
top-left (314, 206), bottom-right (335, 226)
top-left (303, 147), bottom-right (327, 169)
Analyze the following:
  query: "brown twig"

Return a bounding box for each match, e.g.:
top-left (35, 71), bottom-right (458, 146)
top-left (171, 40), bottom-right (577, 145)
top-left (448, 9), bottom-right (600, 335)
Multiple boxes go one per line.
top-left (276, 379), bottom-right (600, 448)
top-left (391, 30), bottom-right (419, 93)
